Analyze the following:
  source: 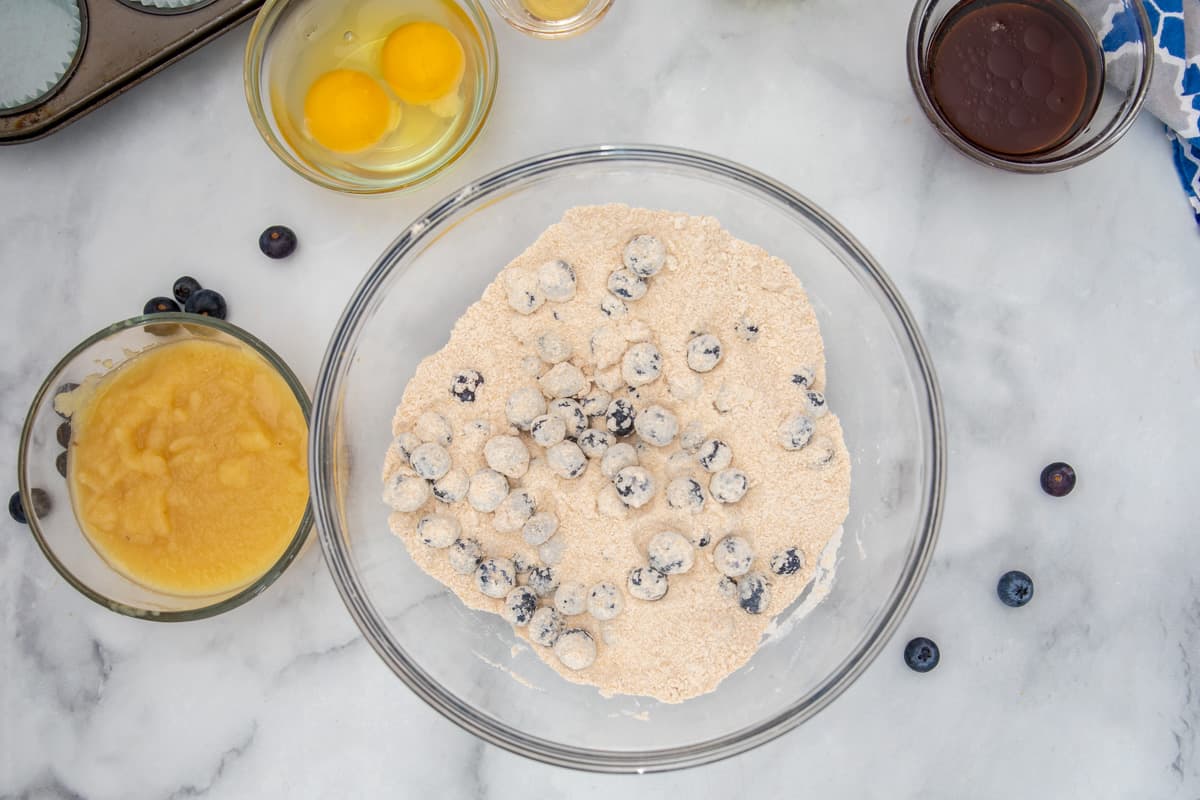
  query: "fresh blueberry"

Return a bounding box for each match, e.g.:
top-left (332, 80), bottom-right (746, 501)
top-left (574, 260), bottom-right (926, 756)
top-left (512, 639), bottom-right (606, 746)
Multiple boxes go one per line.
top-left (450, 369), bottom-right (484, 403)
top-left (9, 489), bottom-right (50, 523)
top-left (56, 421), bottom-right (71, 448)
top-left (259, 225), bottom-right (298, 259)
top-left (185, 289), bottom-right (227, 320)
top-left (997, 570), bottom-right (1034, 607)
top-left (172, 276), bottom-right (202, 305)
top-left (770, 548), bottom-right (804, 576)
top-left (55, 451), bottom-right (67, 478)
top-left (8, 491), bottom-right (25, 523)
top-left (904, 637), bottom-right (940, 673)
top-left (143, 296), bottom-right (180, 315)
top-left (605, 398), bottom-right (636, 437)
top-left (1040, 462), bottom-right (1076, 497)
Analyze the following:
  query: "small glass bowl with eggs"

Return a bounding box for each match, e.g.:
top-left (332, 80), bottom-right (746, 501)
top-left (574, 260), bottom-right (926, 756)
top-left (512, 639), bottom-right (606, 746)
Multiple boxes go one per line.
top-left (245, 0), bottom-right (498, 194)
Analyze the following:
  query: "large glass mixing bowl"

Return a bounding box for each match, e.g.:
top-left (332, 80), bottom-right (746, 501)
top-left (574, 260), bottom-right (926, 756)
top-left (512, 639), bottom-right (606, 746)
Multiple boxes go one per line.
top-left (311, 145), bottom-right (945, 771)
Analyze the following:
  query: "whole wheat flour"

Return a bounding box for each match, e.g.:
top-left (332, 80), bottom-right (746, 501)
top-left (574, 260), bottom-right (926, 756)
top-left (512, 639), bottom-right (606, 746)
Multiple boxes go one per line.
top-left (381, 204), bottom-right (851, 703)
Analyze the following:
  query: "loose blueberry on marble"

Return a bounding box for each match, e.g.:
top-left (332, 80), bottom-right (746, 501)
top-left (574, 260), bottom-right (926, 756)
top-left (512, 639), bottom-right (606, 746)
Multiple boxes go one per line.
top-left (737, 572), bottom-right (771, 614)
top-left (55, 421), bottom-right (70, 448)
top-left (587, 582), bottom-right (624, 621)
top-left (627, 565), bottom-right (669, 601)
top-left (697, 438), bottom-right (732, 472)
top-left (714, 536), bottom-right (754, 577)
top-left (634, 404), bottom-right (678, 447)
top-left (450, 369), bottom-right (484, 403)
top-left (600, 442), bottom-right (638, 479)
top-left (506, 387), bottom-right (546, 431)
top-left (466, 469), bottom-right (509, 512)
top-left (9, 489), bottom-right (50, 524)
top-left (554, 581), bottom-right (588, 616)
top-left (607, 268), bottom-right (647, 301)
top-left (259, 225), bottom-right (297, 259)
top-left (417, 513), bottom-right (460, 548)
top-left (55, 451), bottom-right (67, 479)
top-left (605, 398), bottom-right (636, 437)
top-left (623, 234), bottom-right (666, 277)
top-left (475, 557), bottom-right (517, 598)
top-left (666, 476), bottom-right (705, 513)
top-left (448, 537), bottom-right (483, 575)
top-left (525, 564), bottom-right (559, 597)
top-left (503, 586), bottom-right (539, 626)
top-left (904, 637), bottom-right (940, 673)
top-left (172, 276), bottom-right (202, 304)
top-left (622, 342), bottom-right (663, 387)
top-left (770, 548), bottom-right (804, 576)
top-left (184, 289), bottom-right (227, 320)
top-left (709, 468), bottom-right (749, 504)
top-left (537, 259), bottom-right (577, 302)
top-left (530, 414), bottom-right (567, 448)
top-left (647, 530), bottom-right (694, 575)
top-left (432, 468), bottom-right (469, 504)
top-left (777, 413), bottom-right (815, 451)
top-left (735, 317), bottom-right (760, 341)
top-left (523, 511), bottom-right (559, 546)
top-left (536, 331), bottom-right (572, 364)
top-left (1040, 462), bottom-right (1076, 497)
top-left (554, 628), bottom-right (597, 670)
top-left (415, 411), bottom-right (453, 446)
top-left (686, 334), bottom-right (723, 373)
top-left (409, 442), bottom-right (451, 481)
top-left (613, 466), bottom-right (655, 508)
top-left (547, 441), bottom-right (587, 479)
top-left (547, 398), bottom-right (588, 439)
top-left (791, 366), bottom-right (814, 389)
top-left (143, 296), bottom-right (179, 315)
top-left (529, 607), bottom-right (563, 647)
top-left (997, 570), bottom-right (1034, 607)
top-left (52, 383), bottom-right (79, 420)
top-left (577, 429), bottom-right (613, 460)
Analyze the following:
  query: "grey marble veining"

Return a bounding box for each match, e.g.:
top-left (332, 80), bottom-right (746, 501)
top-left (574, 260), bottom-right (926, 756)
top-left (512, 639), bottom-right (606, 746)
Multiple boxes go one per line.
top-left (2, 0), bottom-right (1199, 797)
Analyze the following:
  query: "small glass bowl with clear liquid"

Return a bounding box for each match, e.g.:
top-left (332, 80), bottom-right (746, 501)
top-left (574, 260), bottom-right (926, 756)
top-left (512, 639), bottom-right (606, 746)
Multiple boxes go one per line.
top-left (245, 0), bottom-right (497, 194)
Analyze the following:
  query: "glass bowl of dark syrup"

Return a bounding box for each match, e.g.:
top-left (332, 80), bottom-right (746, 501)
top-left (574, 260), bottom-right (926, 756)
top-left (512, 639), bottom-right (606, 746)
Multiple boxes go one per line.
top-left (908, 0), bottom-right (1154, 172)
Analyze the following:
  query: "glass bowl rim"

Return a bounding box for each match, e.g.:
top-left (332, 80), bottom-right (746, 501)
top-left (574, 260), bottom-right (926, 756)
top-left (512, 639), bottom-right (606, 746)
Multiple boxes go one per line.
top-left (905, 0), bottom-right (1155, 173)
top-left (310, 144), bottom-right (947, 772)
top-left (485, 0), bottom-right (613, 39)
top-left (17, 312), bottom-right (315, 622)
top-left (242, 0), bottom-right (500, 196)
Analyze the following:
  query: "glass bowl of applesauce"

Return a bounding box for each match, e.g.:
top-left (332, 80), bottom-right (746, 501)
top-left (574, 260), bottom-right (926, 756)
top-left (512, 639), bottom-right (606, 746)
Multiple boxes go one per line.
top-left (17, 314), bottom-right (313, 621)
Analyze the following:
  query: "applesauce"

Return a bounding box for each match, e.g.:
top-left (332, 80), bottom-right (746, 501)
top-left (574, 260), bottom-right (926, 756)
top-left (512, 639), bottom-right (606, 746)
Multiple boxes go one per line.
top-left (66, 338), bottom-right (308, 596)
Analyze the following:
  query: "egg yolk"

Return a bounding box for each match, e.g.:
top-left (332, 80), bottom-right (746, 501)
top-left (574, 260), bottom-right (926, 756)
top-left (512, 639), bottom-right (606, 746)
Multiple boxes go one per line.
top-left (381, 22), bottom-right (465, 105)
top-left (303, 69), bottom-right (393, 153)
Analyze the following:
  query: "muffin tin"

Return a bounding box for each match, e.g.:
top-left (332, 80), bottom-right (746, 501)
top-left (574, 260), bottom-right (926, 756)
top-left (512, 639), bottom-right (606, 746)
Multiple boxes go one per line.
top-left (0, 0), bottom-right (262, 144)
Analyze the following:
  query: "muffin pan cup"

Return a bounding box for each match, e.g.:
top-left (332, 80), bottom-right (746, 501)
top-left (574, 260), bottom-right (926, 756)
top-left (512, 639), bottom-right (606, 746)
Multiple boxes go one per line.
top-left (0, 0), bottom-right (262, 144)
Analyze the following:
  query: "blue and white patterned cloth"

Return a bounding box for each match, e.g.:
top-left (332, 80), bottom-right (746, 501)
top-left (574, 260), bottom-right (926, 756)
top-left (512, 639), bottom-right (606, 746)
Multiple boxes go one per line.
top-left (1100, 0), bottom-right (1200, 225)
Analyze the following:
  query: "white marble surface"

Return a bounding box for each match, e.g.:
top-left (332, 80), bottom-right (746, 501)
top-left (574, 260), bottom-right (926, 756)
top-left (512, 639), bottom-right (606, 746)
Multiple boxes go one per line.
top-left (2, 0), bottom-right (1199, 796)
